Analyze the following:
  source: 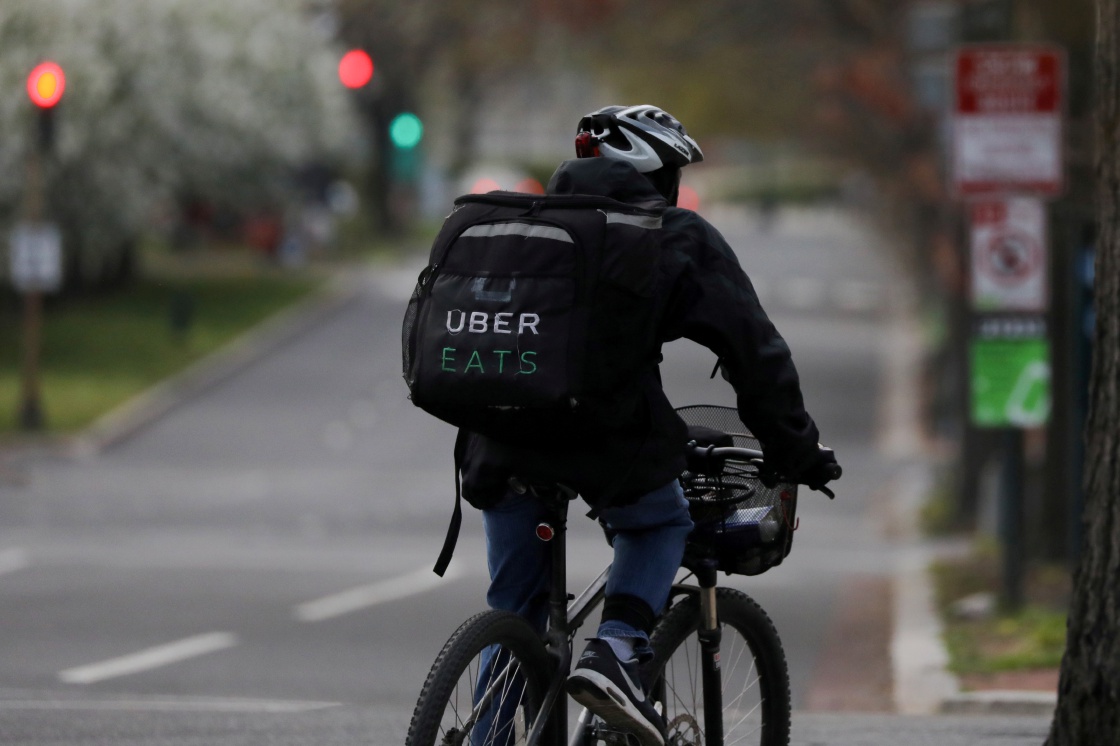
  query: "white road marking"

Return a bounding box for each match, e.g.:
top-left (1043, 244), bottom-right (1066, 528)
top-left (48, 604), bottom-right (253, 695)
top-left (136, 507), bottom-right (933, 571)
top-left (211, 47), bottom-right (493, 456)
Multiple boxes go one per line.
top-left (370, 266), bottom-right (426, 302)
top-left (832, 279), bottom-right (883, 312)
top-left (877, 308), bottom-right (925, 459)
top-left (58, 632), bottom-right (238, 685)
top-left (752, 276), bottom-right (885, 315)
top-left (0, 695), bottom-right (339, 713)
top-left (783, 276), bottom-right (825, 310)
top-left (0, 547), bottom-right (29, 576)
top-left (295, 560), bottom-right (464, 622)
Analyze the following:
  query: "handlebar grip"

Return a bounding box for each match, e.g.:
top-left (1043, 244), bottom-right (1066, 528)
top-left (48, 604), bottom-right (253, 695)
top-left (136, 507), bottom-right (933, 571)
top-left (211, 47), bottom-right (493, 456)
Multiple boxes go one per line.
top-left (824, 463), bottom-right (843, 481)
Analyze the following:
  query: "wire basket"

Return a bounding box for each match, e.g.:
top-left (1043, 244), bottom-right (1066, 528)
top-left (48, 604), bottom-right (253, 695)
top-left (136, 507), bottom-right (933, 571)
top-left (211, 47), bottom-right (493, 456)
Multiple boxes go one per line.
top-left (677, 405), bottom-right (798, 577)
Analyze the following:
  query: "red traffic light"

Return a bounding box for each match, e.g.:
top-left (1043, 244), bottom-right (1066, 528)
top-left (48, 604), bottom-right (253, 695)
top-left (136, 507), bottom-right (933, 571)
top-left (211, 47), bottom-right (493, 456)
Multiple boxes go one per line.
top-left (27, 61), bottom-right (65, 108)
top-left (338, 49), bottom-right (374, 89)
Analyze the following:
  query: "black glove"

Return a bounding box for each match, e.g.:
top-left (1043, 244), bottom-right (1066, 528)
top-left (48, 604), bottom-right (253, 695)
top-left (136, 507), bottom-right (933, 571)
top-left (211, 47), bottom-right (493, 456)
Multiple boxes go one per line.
top-left (797, 445), bottom-right (841, 493)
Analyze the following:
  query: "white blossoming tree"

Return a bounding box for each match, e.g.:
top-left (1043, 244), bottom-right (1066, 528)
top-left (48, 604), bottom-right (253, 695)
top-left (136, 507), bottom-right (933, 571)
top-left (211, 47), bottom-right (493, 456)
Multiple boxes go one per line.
top-left (0, 0), bottom-right (354, 288)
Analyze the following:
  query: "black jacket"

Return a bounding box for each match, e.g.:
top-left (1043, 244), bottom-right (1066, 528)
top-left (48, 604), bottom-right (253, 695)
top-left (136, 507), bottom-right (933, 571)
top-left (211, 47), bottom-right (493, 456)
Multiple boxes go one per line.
top-left (460, 157), bottom-right (822, 509)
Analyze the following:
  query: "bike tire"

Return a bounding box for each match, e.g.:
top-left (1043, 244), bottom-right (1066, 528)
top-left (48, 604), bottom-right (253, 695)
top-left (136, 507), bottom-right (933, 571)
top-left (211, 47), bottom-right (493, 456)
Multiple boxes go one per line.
top-left (406, 609), bottom-right (553, 746)
top-left (648, 588), bottom-right (792, 746)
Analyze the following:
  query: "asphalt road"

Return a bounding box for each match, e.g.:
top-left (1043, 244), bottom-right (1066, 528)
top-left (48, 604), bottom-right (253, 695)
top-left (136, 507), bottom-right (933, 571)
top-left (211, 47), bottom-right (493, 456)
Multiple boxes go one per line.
top-left (0, 205), bottom-right (1051, 745)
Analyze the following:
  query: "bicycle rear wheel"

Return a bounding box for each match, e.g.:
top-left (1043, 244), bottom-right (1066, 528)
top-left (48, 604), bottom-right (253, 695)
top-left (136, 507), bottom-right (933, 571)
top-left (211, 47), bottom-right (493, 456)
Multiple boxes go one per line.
top-left (648, 588), bottom-right (791, 746)
top-left (406, 609), bottom-right (553, 746)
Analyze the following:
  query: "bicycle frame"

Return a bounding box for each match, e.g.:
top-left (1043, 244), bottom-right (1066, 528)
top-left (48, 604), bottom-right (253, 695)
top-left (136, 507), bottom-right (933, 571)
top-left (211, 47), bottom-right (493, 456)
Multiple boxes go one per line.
top-left (413, 424), bottom-right (807, 746)
top-left (500, 489), bottom-right (727, 746)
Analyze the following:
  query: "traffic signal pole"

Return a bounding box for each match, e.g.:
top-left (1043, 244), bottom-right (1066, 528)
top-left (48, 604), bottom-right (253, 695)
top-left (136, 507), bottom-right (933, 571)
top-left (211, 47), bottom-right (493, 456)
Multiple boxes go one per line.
top-left (18, 135), bottom-right (45, 430)
top-left (16, 62), bottom-right (65, 431)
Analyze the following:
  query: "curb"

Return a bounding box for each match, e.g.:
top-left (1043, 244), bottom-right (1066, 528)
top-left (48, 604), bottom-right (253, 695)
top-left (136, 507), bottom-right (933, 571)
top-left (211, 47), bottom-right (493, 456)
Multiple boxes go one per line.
top-left (884, 304), bottom-right (1058, 719)
top-left (65, 267), bottom-right (368, 459)
top-left (889, 467), bottom-right (1061, 718)
top-left (941, 690), bottom-right (1057, 716)
top-left (890, 465), bottom-right (962, 715)
top-left (890, 467), bottom-right (1061, 718)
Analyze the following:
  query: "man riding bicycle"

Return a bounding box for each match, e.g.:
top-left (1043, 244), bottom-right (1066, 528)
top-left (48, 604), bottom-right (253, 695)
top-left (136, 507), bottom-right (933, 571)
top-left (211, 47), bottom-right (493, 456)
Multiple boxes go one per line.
top-left (456, 104), bottom-right (838, 746)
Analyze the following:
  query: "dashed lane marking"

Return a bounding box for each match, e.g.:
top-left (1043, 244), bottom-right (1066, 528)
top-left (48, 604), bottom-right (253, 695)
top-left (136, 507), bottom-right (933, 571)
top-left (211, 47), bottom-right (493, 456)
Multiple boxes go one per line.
top-left (294, 560), bottom-right (464, 622)
top-left (752, 276), bottom-right (886, 315)
top-left (0, 694), bottom-right (340, 713)
top-left (0, 547), bottom-right (29, 576)
top-left (58, 632), bottom-right (238, 685)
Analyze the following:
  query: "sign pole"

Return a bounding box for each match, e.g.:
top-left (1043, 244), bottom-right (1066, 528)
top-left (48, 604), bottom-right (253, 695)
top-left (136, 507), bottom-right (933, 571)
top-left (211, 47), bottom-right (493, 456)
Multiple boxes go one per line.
top-left (1000, 428), bottom-right (1025, 609)
top-left (953, 44), bottom-right (1065, 610)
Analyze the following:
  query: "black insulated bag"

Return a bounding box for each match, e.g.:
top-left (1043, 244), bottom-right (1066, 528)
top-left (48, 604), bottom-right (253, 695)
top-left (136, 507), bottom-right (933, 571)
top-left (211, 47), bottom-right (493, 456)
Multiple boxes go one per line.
top-left (402, 191), bottom-right (664, 444)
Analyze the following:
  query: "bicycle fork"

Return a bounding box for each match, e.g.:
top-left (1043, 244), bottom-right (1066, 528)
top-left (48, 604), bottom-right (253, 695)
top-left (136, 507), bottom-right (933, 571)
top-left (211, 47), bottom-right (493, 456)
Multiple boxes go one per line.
top-left (696, 560), bottom-right (724, 746)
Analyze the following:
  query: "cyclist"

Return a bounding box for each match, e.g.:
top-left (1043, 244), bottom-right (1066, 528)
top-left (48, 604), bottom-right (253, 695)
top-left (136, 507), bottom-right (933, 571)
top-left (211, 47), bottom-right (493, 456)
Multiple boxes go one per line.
top-left (459, 104), bottom-right (838, 746)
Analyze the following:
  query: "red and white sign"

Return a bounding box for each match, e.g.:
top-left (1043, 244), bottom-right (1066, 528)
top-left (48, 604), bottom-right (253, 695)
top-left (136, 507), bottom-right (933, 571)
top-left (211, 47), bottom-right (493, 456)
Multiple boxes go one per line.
top-left (970, 197), bottom-right (1048, 311)
top-left (951, 45), bottom-right (1064, 196)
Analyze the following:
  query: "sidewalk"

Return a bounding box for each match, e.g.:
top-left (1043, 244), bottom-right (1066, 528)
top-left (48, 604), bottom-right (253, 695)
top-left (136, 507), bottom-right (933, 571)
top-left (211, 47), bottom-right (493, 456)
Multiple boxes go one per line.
top-left (793, 712), bottom-right (1051, 745)
top-left (889, 463), bottom-right (1058, 718)
top-left (884, 310), bottom-right (1058, 720)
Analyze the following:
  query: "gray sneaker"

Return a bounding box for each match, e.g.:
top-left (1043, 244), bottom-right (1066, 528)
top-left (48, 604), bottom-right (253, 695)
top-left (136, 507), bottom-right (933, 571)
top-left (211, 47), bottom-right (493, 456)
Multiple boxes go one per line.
top-left (565, 639), bottom-right (665, 746)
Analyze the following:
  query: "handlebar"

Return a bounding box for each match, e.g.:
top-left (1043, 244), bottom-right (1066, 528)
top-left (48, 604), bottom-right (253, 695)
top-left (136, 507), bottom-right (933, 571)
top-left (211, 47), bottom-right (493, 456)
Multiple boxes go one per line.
top-left (684, 442), bottom-right (842, 498)
top-left (685, 443), bottom-right (764, 462)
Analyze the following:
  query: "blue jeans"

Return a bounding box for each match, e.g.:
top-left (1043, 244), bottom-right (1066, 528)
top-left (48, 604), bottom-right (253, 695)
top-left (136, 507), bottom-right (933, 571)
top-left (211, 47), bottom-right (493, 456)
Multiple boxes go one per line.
top-left (482, 480), bottom-right (693, 650)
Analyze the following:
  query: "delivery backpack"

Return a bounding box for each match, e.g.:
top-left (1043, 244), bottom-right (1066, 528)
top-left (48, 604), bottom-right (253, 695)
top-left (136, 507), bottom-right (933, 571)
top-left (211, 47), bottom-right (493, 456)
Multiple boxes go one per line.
top-left (402, 191), bottom-right (665, 445)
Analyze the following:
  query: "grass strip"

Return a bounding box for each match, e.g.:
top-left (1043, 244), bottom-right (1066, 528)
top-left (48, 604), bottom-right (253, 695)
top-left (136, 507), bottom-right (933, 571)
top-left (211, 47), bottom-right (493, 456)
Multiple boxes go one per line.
top-left (0, 273), bottom-right (320, 435)
top-left (931, 551), bottom-right (1068, 678)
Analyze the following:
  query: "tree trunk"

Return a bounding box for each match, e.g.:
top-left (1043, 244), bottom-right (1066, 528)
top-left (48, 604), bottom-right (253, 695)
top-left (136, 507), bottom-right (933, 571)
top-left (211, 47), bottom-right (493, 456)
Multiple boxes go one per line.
top-left (1047, 1), bottom-right (1120, 742)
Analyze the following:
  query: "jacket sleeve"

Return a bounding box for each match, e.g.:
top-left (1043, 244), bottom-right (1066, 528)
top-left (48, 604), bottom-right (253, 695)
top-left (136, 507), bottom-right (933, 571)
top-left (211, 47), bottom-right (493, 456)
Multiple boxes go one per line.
top-left (659, 217), bottom-right (822, 475)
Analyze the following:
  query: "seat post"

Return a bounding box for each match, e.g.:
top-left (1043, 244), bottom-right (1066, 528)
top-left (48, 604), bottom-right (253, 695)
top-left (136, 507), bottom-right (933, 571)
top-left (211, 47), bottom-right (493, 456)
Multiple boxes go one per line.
top-left (544, 495), bottom-right (570, 644)
top-left (541, 492), bottom-right (572, 744)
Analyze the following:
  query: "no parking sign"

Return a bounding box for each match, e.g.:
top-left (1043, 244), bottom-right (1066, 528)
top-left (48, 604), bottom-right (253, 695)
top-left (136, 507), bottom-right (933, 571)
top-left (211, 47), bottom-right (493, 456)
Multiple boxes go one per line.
top-left (969, 197), bottom-right (1047, 311)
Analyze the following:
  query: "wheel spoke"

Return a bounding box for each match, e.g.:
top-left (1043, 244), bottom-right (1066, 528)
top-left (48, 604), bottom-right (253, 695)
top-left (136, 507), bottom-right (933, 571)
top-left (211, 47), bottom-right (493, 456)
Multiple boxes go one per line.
top-left (650, 590), bottom-right (790, 746)
top-left (406, 611), bottom-right (549, 746)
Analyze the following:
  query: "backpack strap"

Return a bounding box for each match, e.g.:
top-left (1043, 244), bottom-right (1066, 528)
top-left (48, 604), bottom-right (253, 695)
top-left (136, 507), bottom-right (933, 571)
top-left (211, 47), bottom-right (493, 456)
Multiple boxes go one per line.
top-left (433, 429), bottom-right (469, 577)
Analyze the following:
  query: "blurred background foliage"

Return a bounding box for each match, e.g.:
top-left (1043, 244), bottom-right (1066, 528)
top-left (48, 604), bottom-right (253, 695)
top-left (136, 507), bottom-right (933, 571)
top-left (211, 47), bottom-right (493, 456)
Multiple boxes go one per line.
top-left (0, 0), bottom-right (1103, 570)
top-left (0, 0), bottom-right (353, 291)
top-left (0, 0), bottom-right (1096, 292)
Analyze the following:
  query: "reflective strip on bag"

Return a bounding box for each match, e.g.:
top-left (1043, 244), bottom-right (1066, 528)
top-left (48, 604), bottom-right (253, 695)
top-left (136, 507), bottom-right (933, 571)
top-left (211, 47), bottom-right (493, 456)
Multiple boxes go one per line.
top-left (460, 223), bottom-right (573, 243)
top-left (601, 212), bottom-right (662, 230)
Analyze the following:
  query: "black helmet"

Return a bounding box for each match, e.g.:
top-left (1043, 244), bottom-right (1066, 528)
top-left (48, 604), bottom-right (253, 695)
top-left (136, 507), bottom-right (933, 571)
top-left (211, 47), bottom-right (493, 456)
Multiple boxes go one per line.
top-left (575, 104), bottom-right (704, 172)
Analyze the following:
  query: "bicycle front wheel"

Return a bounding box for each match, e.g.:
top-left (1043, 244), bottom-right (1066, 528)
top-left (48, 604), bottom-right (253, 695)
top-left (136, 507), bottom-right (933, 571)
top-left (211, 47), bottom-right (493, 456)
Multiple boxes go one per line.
top-left (406, 609), bottom-right (553, 746)
top-left (648, 588), bottom-right (791, 746)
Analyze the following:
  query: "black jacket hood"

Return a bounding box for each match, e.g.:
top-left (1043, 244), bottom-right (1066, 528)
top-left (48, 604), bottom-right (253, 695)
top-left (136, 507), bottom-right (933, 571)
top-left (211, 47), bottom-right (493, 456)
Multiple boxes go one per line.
top-left (546, 158), bottom-right (666, 210)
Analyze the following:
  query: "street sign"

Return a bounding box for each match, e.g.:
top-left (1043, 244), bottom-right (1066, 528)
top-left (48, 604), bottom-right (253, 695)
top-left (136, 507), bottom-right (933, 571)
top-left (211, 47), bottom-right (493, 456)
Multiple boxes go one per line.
top-left (951, 45), bottom-right (1064, 196)
top-left (969, 196), bottom-right (1048, 311)
top-left (970, 316), bottom-right (1050, 427)
top-left (9, 222), bottom-right (62, 292)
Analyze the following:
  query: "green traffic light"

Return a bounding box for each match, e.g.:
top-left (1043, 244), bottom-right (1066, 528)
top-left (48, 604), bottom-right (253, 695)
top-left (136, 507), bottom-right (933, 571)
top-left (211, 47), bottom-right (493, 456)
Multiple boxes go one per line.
top-left (390, 113), bottom-right (423, 149)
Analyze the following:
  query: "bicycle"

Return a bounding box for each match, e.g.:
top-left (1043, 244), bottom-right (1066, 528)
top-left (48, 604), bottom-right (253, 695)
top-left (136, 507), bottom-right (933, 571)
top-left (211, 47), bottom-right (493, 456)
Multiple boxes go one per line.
top-left (405, 405), bottom-right (839, 746)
